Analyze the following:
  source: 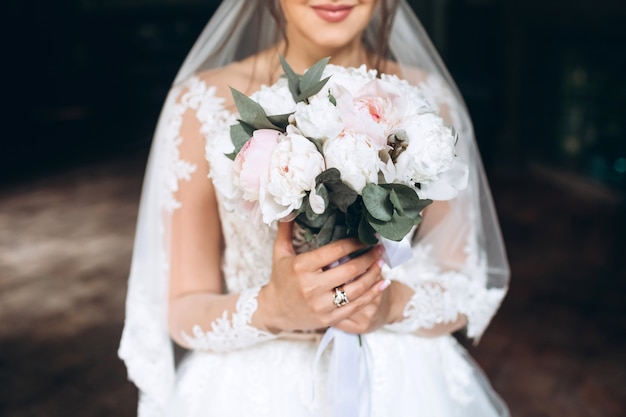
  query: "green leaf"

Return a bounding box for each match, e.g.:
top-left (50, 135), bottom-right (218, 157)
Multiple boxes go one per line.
top-left (307, 137), bottom-right (323, 154)
top-left (315, 212), bottom-right (337, 247)
top-left (298, 77), bottom-right (331, 102)
top-left (362, 184), bottom-right (393, 222)
top-left (316, 168), bottom-right (341, 185)
top-left (327, 182), bottom-right (358, 213)
top-left (301, 57), bottom-right (330, 90)
top-left (330, 223), bottom-right (348, 242)
top-left (381, 183), bottom-right (431, 219)
top-left (297, 209), bottom-right (329, 229)
top-left (389, 189), bottom-right (405, 216)
top-left (230, 88), bottom-right (276, 130)
top-left (358, 216), bottom-right (379, 245)
top-left (328, 92), bottom-right (337, 106)
top-left (225, 123), bottom-right (252, 160)
top-left (279, 55), bottom-right (301, 101)
top-left (367, 212), bottom-right (415, 242)
top-left (305, 184), bottom-right (328, 220)
top-left (267, 113), bottom-right (293, 131)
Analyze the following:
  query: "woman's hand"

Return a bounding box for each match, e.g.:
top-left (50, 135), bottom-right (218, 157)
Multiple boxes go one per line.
top-left (256, 221), bottom-right (389, 333)
top-left (332, 280), bottom-right (414, 334)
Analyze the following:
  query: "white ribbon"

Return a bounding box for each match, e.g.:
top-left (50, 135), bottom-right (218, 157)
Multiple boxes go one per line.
top-left (313, 328), bottom-right (372, 417)
top-left (310, 235), bottom-right (411, 416)
top-left (380, 235), bottom-right (413, 268)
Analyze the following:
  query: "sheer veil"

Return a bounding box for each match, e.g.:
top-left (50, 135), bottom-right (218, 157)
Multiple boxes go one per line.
top-left (119, 0), bottom-right (510, 415)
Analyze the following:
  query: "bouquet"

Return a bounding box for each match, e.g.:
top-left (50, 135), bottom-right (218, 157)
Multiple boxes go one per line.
top-left (225, 57), bottom-right (468, 252)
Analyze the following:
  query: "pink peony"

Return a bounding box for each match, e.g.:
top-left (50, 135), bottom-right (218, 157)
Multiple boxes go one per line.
top-left (233, 129), bottom-right (280, 201)
top-left (336, 79), bottom-right (407, 149)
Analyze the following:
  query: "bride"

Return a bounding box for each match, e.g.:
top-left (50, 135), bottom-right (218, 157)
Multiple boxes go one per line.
top-left (119, 1), bottom-right (511, 416)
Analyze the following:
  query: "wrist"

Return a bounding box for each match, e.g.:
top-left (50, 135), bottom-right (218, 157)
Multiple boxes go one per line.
top-left (387, 281), bottom-right (414, 325)
top-left (255, 284), bottom-right (282, 334)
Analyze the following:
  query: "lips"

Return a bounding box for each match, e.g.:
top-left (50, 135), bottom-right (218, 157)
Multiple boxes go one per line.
top-left (311, 4), bottom-right (354, 23)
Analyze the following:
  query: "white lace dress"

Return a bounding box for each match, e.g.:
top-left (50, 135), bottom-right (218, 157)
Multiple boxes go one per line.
top-left (119, 71), bottom-right (509, 416)
top-left (144, 75), bottom-right (511, 417)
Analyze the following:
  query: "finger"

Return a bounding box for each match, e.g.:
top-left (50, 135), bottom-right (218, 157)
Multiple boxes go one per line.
top-left (322, 248), bottom-right (382, 290)
top-left (329, 289), bottom-right (384, 328)
top-left (333, 317), bottom-right (363, 334)
top-left (273, 220), bottom-right (295, 258)
top-left (327, 274), bottom-right (387, 322)
top-left (299, 238), bottom-right (369, 271)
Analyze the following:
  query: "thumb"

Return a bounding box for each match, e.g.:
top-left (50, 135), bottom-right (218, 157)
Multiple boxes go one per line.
top-left (274, 220), bottom-right (295, 259)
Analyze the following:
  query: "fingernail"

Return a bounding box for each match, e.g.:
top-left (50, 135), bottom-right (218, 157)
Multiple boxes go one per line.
top-left (377, 259), bottom-right (385, 268)
top-left (377, 245), bottom-right (385, 255)
top-left (378, 279), bottom-right (391, 292)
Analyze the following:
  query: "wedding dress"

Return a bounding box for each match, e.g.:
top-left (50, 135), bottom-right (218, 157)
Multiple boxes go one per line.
top-left (119, 1), bottom-right (511, 416)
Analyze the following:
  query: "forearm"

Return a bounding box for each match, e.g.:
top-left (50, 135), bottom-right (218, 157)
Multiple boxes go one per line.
top-left (386, 280), bottom-right (468, 337)
top-left (168, 287), bottom-right (276, 352)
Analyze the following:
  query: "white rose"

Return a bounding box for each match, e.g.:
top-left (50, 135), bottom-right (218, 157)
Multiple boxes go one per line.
top-left (395, 113), bottom-right (457, 184)
top-left (261, 126), bottom-right (325, 223)
top-left (323, 132), bottom-right (383, 194)
top-left (292, 95), bottom-right (344, 142)
top-left (251, 78), bottom-right (297, 115)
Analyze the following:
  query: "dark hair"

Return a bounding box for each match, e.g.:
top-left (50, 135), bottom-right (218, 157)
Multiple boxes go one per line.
top-left (262, 0), bottom-right (400, 74)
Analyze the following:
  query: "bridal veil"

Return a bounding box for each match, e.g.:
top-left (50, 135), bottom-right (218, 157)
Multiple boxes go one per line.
top-left (119, 1), bottom-right (510, 415)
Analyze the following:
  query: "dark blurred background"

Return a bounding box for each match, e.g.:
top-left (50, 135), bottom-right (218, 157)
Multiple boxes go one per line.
top-left (1, 0), bottom-right (624, 416)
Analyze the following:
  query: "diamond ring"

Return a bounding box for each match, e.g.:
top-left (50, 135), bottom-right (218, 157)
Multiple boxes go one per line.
top-left (333, 286), bottom-right (349, 307)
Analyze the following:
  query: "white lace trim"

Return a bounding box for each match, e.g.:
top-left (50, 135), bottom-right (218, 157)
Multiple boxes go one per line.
top-left (383, 243), bottom-right (505, 338)
top-left (384, 273), bottom-right (505, 337)
top-left (181, 286), bottom-right (277, 352)
top-left (385, 282), bottom-right (459, 333)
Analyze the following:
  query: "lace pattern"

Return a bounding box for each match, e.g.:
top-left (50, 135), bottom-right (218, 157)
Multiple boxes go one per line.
top-left (383, 244), bottom-right (506, 338)
top-left (181, 286), bottom-right (276, 352)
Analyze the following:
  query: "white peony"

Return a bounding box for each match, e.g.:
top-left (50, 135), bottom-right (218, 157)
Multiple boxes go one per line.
top-left (417, 157), bottom-right (469, 201)
top-left (322, 64), bottom-right (378, 96)
top-left (261, 126), bottom-right (326, 223)
top-left (395, 113), bottom-right (456, 183)
top-left (292, 95), bottom-right (344, 142)
top-left (251, 78), bottom-right (297, 115)
top-left (393, 113), bottom-right (468, 200)
top-left (380, 73), bottom-right (432, 118)
top-left (323, 131), bottom-right (383, 194)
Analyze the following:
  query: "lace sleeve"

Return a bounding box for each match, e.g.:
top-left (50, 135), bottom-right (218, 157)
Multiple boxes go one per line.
top-left (165, 77), bottom-right (277, 353)
top-left (383, 243), bottom-right (506, 338)
top-left (380, 73), bottom-right (508, 340)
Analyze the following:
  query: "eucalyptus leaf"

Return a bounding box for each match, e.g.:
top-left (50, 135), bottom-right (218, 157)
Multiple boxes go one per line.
top-left (316, 168), bottom-right (341, 185)
top-left (307, 137), bottom-right (323, 154)
top-left (279, 55), bottom-right (301, 100)
top-left (226, 123), bottom-right (252, 160)
top-left (327, 182), bottom-right (358, 213)
top-left (358, 216), bottom-right (379, 245)
top-left (389, 189), bottom-right (405, 216)
top-left (381, 183), bottom-right (431, 219)
top-left (328, 92), bottom-right (337, 106)
top-left (297, 209), bottom-right (330, 229)
top-left (315, 212), bottom-right (337, 247)
top-left (301, 56), bottom-right (330, 89)
top-left (305, 184), bottom-right (328, 221)
top-left (330, 223), bottom-right (348, 243)
top-left (267, 113), bottom-right (293, 131)
top-left (230, 88), bottom-right (277, 130)
top-left (298, 77), bottom-right (331, 102)
top-left (362, 184), bottom-right (393, 222)
top-left (367, 212), bottom-right (415, 242)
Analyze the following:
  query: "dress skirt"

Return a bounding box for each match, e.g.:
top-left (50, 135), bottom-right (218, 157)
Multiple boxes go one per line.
top-left (168, 331), bottom-right (509, 417)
